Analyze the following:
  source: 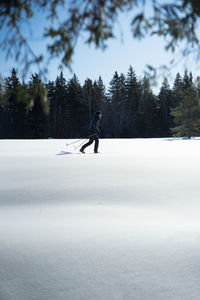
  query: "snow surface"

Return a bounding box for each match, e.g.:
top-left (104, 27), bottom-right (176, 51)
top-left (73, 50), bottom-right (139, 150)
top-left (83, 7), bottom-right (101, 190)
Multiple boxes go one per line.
top-left (1, 138), bottom-right (200, 300)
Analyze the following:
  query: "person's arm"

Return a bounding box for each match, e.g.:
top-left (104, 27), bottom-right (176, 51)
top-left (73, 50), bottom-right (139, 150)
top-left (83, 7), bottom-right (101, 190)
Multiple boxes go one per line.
top-left (95, 119), bottom-right (100, 135)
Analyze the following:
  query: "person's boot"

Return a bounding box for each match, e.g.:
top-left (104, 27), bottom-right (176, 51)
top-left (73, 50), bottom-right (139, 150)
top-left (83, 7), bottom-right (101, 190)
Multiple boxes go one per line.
top-left (80, 148), bottom-right (85, 153)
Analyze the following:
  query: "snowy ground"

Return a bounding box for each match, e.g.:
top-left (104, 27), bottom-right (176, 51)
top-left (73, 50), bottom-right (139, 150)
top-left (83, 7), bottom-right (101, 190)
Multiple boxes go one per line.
top-left (1, 138), bottom-right (200, 300)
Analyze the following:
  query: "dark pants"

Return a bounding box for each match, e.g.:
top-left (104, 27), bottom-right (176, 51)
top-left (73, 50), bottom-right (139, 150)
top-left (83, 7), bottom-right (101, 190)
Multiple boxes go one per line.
top-left (81, 136), bottom-right (99, 152)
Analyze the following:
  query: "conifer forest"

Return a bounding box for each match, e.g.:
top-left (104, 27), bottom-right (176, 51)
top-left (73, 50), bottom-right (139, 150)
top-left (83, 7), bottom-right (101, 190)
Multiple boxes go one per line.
top-left (1, 66), bottom-right (200, 139)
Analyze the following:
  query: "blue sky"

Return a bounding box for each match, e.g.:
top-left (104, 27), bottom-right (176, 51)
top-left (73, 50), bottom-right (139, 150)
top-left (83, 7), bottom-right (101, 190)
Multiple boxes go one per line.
top-left (0, 4), bottom-right (199, 94)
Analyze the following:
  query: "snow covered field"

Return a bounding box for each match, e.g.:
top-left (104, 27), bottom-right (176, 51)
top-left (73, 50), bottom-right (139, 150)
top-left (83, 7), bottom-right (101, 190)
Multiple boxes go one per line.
top-left (1, 138), bottom-right (200, 300)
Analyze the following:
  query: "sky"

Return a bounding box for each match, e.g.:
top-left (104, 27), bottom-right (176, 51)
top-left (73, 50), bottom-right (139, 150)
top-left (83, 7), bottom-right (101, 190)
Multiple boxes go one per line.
top-left (1, 3), bottom-right (200, 94)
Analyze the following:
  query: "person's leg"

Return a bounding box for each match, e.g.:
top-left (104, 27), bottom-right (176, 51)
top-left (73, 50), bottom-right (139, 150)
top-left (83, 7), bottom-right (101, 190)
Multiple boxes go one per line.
top-left (80, 137), bottom-right (94, 152)
top-left (94, 136), bottom-right (99, 153)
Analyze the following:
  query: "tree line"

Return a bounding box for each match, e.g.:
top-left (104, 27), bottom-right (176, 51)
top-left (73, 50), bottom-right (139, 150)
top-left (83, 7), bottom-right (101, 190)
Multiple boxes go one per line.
top-left (0, 66), bottom-right (200, 139)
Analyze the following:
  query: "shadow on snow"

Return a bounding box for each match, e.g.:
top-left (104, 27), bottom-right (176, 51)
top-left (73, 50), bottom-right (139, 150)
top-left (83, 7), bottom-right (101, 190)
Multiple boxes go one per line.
top-left (56, 151), bottom-right (80, 155)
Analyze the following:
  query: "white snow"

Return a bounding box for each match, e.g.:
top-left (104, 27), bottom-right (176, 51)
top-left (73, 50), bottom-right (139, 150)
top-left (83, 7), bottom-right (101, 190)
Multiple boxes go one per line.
top-left (1, 138), bottom-right (200, 300)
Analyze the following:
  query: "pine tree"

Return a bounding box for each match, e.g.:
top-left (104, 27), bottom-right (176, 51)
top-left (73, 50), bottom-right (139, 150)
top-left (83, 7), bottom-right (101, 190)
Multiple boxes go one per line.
top-left (4, 68), bottom-right (19, 137)
top-left (67, 74), bottom-right (85, 138)
top-left (0, 76), bottom-right (10, 138)
top-left (125, 66), bottom-right (141, 137)
top-left (183, 70), bottom-right (193, 90)
top-left (95, 76), bottom-right (108, 137)
top-left (4, 68), bottom-right (28, 138)
top-left (54, 71), bottom-right (68, 137)
top-left (170, 73), bottom-right (185, 130)
top-left (28, 74), bottom-right (49, 138)
top-left (140, 77), bottom-right (156, 137)
top-left (172, 73), bottom-right (183, 106)
top-left (15, 83), bottom-right (29, 138)
top-left (171, 85), bottom-right (200, 138)
top-left (96, 77), bottom-right (106, 102)
top-left (93, 80), bottom-right (104, 112)
top-left (18, 81), bottom-right (32, 138)
top-left (157, 78), bottom-right (172, 137)
top-left (108, 72), bottom-right (126, 137)
top-left (46, 80), bottom-right (55, 137)
top-left (95, 76), bottom-right (107, 111)
top-left (82, 78), bottom-right (93, 124)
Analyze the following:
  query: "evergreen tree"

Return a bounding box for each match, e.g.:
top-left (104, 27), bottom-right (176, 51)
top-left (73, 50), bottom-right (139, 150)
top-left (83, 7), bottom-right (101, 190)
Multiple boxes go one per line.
top-left (172, 73), bottom-right (183, 106)
top-left (139, 77), bottom-right (156, 137)
top-left (54, 71), bottom-right (68, 137)
top-left (93, 80), bottom-right (103, 111)
top-left (157, 78), bottom-right (172, 137)
top-left (67, 74), bottom-right (85, 138)
top-left (28, 74), bottom-right (49, 138)
top-left (0, 76), bottom-right (10, 138)
top-left (182, 70), bottom-right (193, 90)
top-left (4, 68), bottom-right (28, 138)
top-left (171, 85), bottom-right (200, 138)
top-left (170, 73), bottom-right (184, 130)
top-left (18, 81), bottom-right (33, 138)
top-left (94, 76), bottom-right (107, 111)
top-left (15, 83), bottom-right (29, 138)
top-left (95, 76), bottom-right (108, 137)
top-left (4, 68), bottom-right (19, 137)
top-left (46, 80), bottom-right (56, 137)
top-left (82, 78), bottom-right (93, 124)
top-left (125, 66), bottom-right (141, 137)
top-left (108, 72), bottom-right (126, 137)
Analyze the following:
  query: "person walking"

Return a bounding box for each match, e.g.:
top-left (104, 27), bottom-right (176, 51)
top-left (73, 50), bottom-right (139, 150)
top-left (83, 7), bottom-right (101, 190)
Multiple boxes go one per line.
top-left (80, 111), bottom-right (102, 153)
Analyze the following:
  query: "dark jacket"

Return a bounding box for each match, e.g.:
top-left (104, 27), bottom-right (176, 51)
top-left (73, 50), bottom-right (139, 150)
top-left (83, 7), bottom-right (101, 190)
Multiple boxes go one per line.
top-left (89, 114), bottom-right (101, 136)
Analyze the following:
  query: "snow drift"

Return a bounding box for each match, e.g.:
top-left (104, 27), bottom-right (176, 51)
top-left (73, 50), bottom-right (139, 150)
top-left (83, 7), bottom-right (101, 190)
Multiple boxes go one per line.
top-left (0, 138), bottom-right (200, 300)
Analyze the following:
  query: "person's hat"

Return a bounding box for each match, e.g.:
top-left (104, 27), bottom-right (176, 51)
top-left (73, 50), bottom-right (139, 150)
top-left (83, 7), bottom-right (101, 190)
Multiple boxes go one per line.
top-left (96, 111), bottom-right (102, 115)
